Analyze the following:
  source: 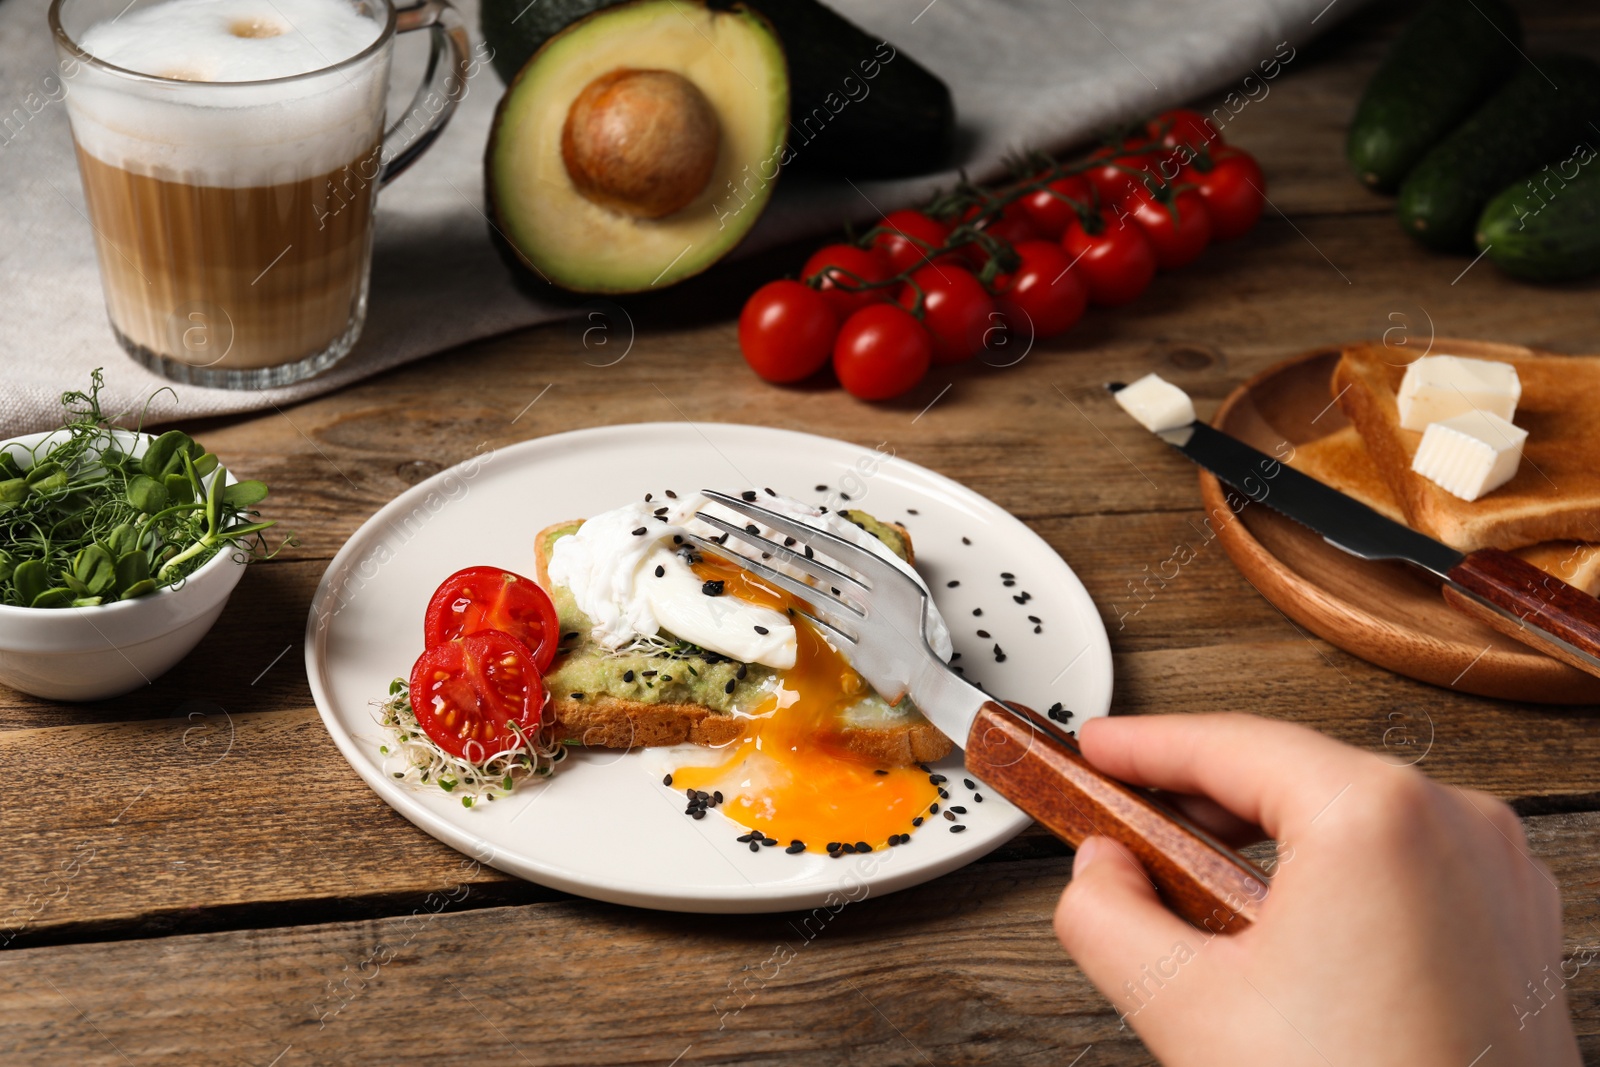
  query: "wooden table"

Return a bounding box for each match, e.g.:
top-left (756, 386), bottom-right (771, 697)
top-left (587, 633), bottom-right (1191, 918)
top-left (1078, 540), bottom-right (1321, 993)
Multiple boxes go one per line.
top-left (5, 2), bottom-right (1600, 1062)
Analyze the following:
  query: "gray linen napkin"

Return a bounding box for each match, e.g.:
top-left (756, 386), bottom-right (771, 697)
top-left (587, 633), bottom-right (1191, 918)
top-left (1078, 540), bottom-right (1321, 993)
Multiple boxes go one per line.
top-left (0, 0), bottom-right (1362, 435)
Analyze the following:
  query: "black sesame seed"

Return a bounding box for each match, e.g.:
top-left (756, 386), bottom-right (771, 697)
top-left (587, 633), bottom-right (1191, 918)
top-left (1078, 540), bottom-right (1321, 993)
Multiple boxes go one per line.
top-left (1000, 572), bottom-right (1014, 579)
top-left (930, 803), bottom-right (939, 815)
top-left (724, 679), bottom-right (736, 694)
top-left (912, 816), bottom-right (924, 827)
top-left (783, 536), bottom-right (796, 547)
top-left (841, 843), bottom-right (856, 853)
top-left (950, 652), bottom-right (961, 661)
top-left (826, 841), bottom-right (841, 852)
top-left (918, 763), bottom-right (931, 772)
top-left (749, 841), bottom-right (760, 852)
top-left (741, 490), bottom-right (758, 501)
top-left (950, 805), bottom-right (967, 814)
top-left (874, 768), bottom-right (888, 776)
top-left (570, 692), bottom-right (584, 700)
top-left (692, 810), bottom-right (705, 820)
top-left (736, 664), bottom-right (748, 680)
top-left (785, 842), bottom-right (805, 854)
top-left (974, 792), bottom-right (984, 802)
top-left (663, 774), bottom-right (673, 786)
top-left (963, 777), bottom-right (976, 790)
top-left (745, 523), bottom-right (759, 534)
top-left (665, 490), bottom-right (677, 499)
top-left (1034, 626), bottom-right (1043, 634)
top-left (714, 791), bottom-right (723, 804)
top-left (764, 487), bottom-right (776, 497)
top-left (762, 837), bottom-right (778, 847)
top-left (977, 629), bottom-right (990, 639)
top-left (804, 545), bottom-right (813, 558)
top-left (716, 533), bottom-right (730, 545)
top-left (661, 674), bottom-right (672, 681)
top-left (702, 580), bottom-right (724, 596)
top-left (953, 666), bottom-right (964, 674)
top-left (563, 631), bottom-right (579, 640)
top-left (654, 507), bottom-right (668, 516)
top-left (673, 534), bottom-right (684, 545)
top-left (947, 580), bottom-right (960, 588)
top-left (654, 565), bottom-right (665, 578)
top-left (950, 824), bottom-right (967, 833)
top-left (962, 536), bottom-right (971, 545)
top-left (818, 506), bottom-right (828, 513)
top-left (632, 527), bottom-right (647, 536)
top-left (854, 841), bottom-right (870, 852)
top-left (943, 811), bottom-right (956, 822)
top-left (938, 788), bottom-right (949, 799)
top-left (972, 608), bottom-right (983, 617)
top-left (645, 493), bottom-right (653, 502)
top-left (929, 774), bottom-right (947, 784)
top-left (1028, 615), bottom-right (1041, 624)
top-left (1003, 580), bottom-right (1016, 588)
top-left (642, 670), bottom-right (657, 677)
top-left (695, 790), bottom-right (709, 801)
top-left (816, 484), bottom-right (828, 492)
top-left (907, 508), bottom-right (919, 515)
top-left (737, 832), bottom-right (756, 843)
top-left (754, 625), bottom-right (769, 635)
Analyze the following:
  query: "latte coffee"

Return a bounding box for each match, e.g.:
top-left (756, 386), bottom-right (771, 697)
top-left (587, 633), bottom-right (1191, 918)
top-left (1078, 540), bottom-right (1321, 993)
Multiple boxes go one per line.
top-left (57, 0), bottom-right (395, 386)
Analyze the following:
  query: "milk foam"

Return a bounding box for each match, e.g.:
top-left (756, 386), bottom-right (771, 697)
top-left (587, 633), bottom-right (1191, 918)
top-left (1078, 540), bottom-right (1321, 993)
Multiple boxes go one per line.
top-left (66, 0), bottom-right (389, 186)
top-left (80, 0), bottom-right (380, 82)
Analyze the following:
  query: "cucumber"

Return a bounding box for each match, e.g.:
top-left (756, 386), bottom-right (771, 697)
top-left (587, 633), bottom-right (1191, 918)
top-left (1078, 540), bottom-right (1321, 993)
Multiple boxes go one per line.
top-left (1397, 56), bottom-right (1600, 253)
top-left (1477, 156), bottom-right (1600, 280)
top-left (1347, 0), bottom-right (1521, 192)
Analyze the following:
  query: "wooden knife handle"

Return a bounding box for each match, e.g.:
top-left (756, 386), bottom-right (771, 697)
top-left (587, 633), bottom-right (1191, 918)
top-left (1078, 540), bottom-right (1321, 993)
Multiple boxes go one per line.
top-left (965, 702), bottom-right (1268, 933)
top-left (1442, 548), bottom-right (1600, 680)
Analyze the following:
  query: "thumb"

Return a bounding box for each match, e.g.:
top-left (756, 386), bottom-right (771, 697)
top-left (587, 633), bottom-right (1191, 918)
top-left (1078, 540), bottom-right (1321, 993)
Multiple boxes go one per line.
top-left (1055, 837), bottom-right (1210, 1023)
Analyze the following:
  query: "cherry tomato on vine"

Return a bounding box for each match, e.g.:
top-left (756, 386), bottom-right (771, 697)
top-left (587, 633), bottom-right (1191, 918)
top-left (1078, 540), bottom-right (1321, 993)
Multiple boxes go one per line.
top-left (1061, 207), bottom-right (1158, 307)
top-left (896, 263), bottom-right (994, 364)
top-left (833, 304), bottom-right (931, 400)
top-left (408, 629), bottom-right (545, 760)
top-left (738, 280), bottom-right (839, 383)
top-left (1084, 143), bottom-right (1164, 204)
top-left (870, 209), bottom-right (954, 274)
top-left (993, 240), bottom-right (1088, 339)
top-left (957, 200), bottom-right (1039, 267)
top-left (1147, 108), bottom-right (1221, 154)
top-left (1019, 174), bottom-right (1094, 239)
top-left (1125, 183), bottom-right (1213, 270)
top-left (424, 566), bottom-right (560, 672)
top-left (802, 243), bottom-right (891, 317)
top-left (1180, 144), bottom-right (1266, 241)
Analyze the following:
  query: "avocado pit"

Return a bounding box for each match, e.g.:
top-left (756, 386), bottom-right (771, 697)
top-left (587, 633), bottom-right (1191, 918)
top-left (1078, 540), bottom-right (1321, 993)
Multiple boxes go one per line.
top-left (561, 68), bottom-right (720, 219)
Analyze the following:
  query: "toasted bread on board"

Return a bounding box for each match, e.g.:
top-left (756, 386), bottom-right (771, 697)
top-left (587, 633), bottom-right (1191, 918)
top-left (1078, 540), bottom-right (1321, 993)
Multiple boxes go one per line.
top-left (1333, 339), bottom-right (1600, 551)
top-left (533, 514), bottom-right (953, 766)
top-left (1291, 425), bottom-right (1600, 595)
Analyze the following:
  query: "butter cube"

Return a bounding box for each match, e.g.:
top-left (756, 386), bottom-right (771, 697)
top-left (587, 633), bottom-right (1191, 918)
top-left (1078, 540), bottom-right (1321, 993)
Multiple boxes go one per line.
top-left (1411, 409), bottom-right (1527, 501)
top-left (1396, 355), bottom-right (1521, 431)
top-left (1115, 373), bottom-right (1195, 433)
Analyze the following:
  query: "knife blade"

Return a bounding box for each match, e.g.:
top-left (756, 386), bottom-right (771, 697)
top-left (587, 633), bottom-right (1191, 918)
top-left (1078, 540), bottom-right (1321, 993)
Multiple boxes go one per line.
top-left (1145, 416), bottom-right (1600, 680)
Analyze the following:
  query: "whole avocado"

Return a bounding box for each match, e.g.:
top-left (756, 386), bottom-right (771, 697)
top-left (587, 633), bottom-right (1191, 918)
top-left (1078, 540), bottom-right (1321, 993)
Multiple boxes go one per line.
top-left (481, 0), bottom-right (955, 178)
top-left (1346, 0), bottom-right (1521, 192)
top-left (1397, 55), bottom-right (1600, 253)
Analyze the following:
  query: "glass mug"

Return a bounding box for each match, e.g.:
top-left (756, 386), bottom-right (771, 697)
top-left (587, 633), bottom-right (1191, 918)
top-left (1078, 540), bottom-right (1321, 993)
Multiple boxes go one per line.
top-left (49, 0), bottom-right (469, 389)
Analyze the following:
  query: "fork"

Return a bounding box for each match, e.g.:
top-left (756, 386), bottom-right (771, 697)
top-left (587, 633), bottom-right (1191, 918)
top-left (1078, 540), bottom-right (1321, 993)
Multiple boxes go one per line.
top-left (689, 489), bottom-right (1269, 933)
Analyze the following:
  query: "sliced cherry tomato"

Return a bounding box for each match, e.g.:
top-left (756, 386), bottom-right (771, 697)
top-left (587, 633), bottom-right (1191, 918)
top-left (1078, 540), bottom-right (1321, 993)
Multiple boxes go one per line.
top-left (424, 566), bottom-right (560, 672)
top-left (802, 243), bottom-right (891, 317)
top-left (1060, 207), bottom-right (1158, 307)
top-left (896, 264), bottom-right (994, 364)
top-left (993, 240), bottom-right (1088, 339)
top-left (1019, 175), bottom-right (1094, 240)
top-left (738, 280), bottom-right (839, 383)
top-left (833, 304), bottom-right (931, 400)
top-left (1125, 183), bottom-right (1213, 271)
top-left (1147, 108), bottom-right (1221, 154)
top-left (1180, 144), bottom-right (1266, 241)
top-left (870, 209), bottom-right (954, 274)
top-left (409, 630), bottom-right (545, 760)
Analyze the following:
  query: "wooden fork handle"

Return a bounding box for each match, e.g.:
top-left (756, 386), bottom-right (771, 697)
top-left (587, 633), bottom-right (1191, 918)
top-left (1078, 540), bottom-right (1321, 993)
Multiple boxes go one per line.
top-left (965, 702), bottom-right (1267, 933)
top-left (1442, 548), bottom-right (1600, 680)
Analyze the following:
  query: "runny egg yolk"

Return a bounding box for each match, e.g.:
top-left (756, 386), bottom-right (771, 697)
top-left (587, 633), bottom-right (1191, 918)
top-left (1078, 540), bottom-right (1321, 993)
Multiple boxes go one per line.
top-left (673, 556), bottom-right (939, 852)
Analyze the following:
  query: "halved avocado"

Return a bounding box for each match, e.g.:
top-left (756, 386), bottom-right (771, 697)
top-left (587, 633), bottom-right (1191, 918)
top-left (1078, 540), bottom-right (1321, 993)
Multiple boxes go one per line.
top-left (486, 0), bottom-right (788, 294)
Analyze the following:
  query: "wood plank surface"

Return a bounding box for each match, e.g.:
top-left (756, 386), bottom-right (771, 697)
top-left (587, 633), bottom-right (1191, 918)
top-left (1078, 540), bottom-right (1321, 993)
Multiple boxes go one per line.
top-left (6, 1), bottom-right (1600, 1063)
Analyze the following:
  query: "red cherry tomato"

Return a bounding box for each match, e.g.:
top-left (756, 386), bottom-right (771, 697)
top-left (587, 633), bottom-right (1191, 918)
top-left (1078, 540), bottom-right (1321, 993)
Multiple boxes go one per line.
top-left (1019, 175), bottom-right (1093, 239)
top-left (424, 566), bottom-right (560, 673)
top-left (896, 264), bottom-right (994, 364)
top-left (1084, 144), bottom-right (1163, 204)
top-left (408, 630), bottom-right (545, 760)
top-left (832, 304), bottom-right (931, 401)
top-left (1060, 207), bottom-right (1158, 307)
top-left (1180, 145), bottom-right (1267, 241)
top-left (870, 209), bottom-right (954, 274)
top-left (956, 200), bottom-right (1039, 267)
top-left (993, 240), bottom-right (1088, 339)
top-left (1125, 183), bottom-right (1213, 271)
top-left (1147, 108), bottom-right (1221, 154)
top-left (738, 280), bottom-right (839, 383)
top-left (802, 244), bottom-right (891, 317)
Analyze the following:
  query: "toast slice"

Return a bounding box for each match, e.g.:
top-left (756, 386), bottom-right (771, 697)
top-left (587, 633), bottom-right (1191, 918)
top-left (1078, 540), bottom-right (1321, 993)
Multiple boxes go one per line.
top-left (1291, 425), bottom-right (1600, 595)
top-left (1334, 339), bottom-right (1600, 551)
top-left (533, 512), bottom-right (952, 766)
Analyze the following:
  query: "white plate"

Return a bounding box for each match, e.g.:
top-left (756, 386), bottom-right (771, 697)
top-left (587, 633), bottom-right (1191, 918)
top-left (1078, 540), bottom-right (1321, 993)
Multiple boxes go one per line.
top-left (306, 423), bottom-right (1112, 913)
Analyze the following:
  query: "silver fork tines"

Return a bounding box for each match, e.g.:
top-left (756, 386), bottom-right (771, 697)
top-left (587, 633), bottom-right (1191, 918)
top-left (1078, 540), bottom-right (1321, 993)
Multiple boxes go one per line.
top-left (700, 491), bottom-right (902, 585)
top-left (681, 531), bottom-right (862, 644)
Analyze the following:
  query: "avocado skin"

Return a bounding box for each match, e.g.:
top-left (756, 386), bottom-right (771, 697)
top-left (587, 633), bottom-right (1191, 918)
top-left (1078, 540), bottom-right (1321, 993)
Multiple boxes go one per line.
top-left (1346, 0), bottom-right (1521, 193)
top-left (1397, 56), bottom-right (1600, 253)
top-left (1478, 162), bottom-right (1600, 281)
top-left (482, 0), bottom-right (955, 178)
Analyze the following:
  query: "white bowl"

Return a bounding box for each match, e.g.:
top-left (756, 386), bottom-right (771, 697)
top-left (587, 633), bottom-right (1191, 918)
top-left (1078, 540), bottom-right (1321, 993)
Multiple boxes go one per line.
top-left (0, 429), bottom-right (248, 701)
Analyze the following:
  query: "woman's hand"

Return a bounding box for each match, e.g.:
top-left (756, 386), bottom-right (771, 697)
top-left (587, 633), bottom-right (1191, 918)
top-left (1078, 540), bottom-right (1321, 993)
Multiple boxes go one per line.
top-left (1054, 713), bottom-right (1580, 1066)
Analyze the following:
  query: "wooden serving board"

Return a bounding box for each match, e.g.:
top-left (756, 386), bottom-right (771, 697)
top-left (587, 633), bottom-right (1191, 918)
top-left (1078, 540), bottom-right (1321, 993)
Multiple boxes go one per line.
top-left (1199, 346), bottom-right (1600, 705)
